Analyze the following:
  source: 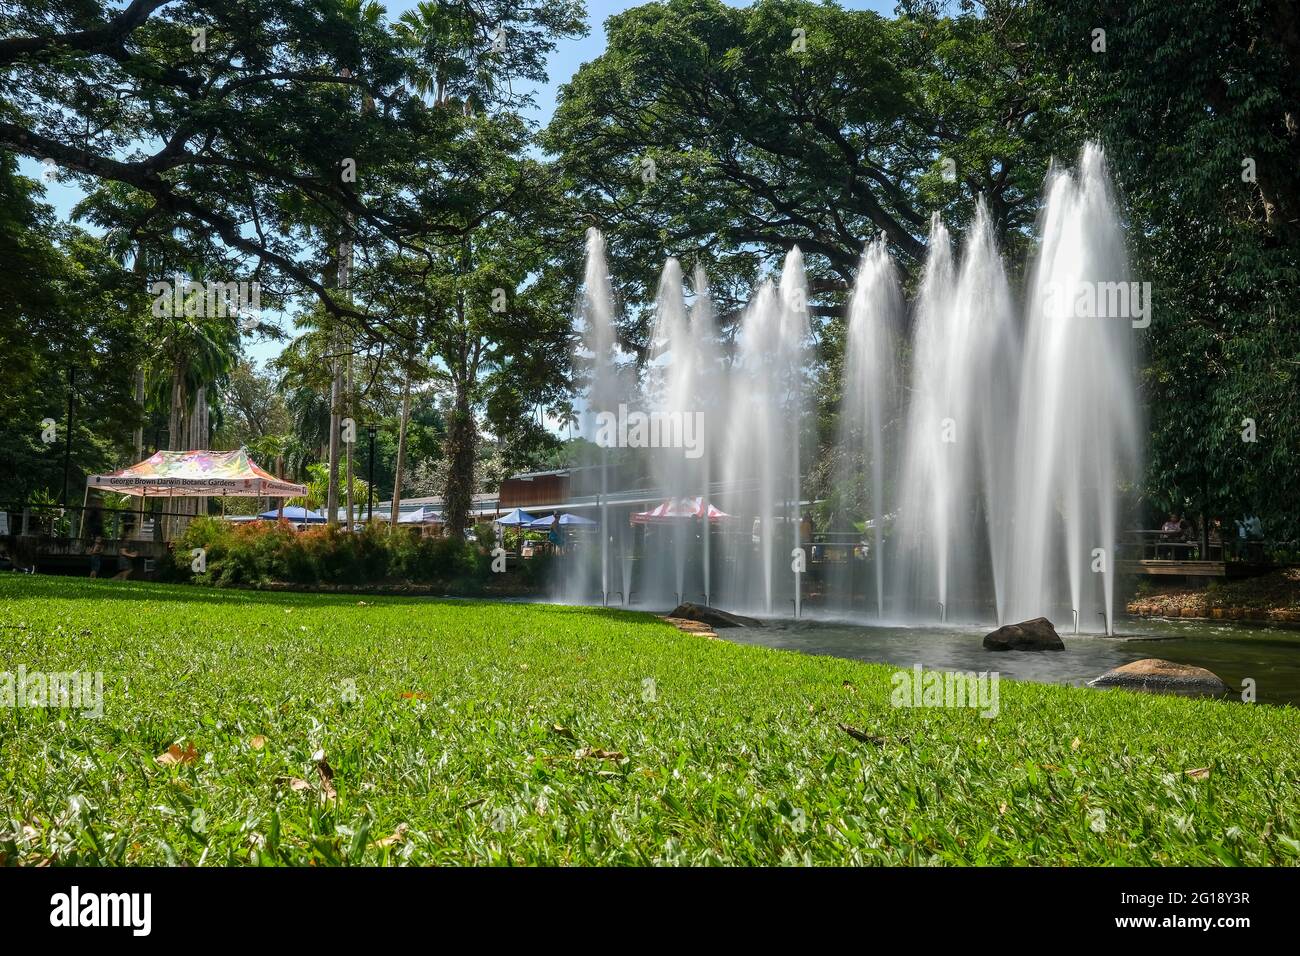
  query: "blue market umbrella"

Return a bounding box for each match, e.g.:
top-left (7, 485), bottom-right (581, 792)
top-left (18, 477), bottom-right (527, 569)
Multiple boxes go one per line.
top-left (495, 508), bottom-right (538, 526)
top-left (529, 513), bottom-right (596, 528)
top-left (258, 506), bottom-right (326, 523)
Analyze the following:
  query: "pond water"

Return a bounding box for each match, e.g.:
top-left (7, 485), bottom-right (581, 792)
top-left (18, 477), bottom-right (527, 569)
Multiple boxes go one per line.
top-left (716, 615), bottom-right (1300, 708)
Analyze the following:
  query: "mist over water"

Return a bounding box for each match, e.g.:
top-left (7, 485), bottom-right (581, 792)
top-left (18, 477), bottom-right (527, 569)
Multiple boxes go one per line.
top-left (567, 146), bottom-right (1139, 633)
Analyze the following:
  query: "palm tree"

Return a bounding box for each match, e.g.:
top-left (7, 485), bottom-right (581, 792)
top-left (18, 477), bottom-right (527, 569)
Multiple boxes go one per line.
top-left (146, 299), bottom-right (239, 535)
top-left (394, 1), bottom-right (495, 113)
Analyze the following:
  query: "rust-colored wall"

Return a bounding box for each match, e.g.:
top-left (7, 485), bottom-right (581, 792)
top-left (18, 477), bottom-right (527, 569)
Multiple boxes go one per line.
top-left (499, 474), bottom-right (569, 508)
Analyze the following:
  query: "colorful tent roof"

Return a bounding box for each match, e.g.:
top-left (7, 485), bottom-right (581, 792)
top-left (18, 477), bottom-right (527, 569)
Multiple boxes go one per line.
top-left (630, 497), bottom-right (731, 525)
top-left (528, 513), bottom-right (597, 528)
top-left (87, 450), bottom-right (307, 498)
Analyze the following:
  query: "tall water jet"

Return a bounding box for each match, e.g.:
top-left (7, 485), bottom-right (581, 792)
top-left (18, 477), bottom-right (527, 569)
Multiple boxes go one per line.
top-left (779, 248), bottom-right (811, 617)
top-left (894, 205), bottom-right (1018, 624)
top-left (946, 200), bottom-right (1019, 623)
top-left (838, 235), bottom-right (901, 616)
top-left (722, 282), bottom-right (780, 612)
top-left (688, 266), bottom-right (720, 607)
top-left (1004, 145), bottom-right (1140, 633)
top-left (574, 228), bottom-right (626, 605)
top-left (720, 247), bottom-right (810, 614)
top-left (643, 258), bottom-right (697, 606)
top-left (895, 216), bottom-right (956, 620)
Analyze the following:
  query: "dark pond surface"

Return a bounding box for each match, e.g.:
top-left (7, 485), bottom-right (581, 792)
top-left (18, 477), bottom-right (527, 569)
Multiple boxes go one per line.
top-left (716, 615), bottom-right (1300, 707)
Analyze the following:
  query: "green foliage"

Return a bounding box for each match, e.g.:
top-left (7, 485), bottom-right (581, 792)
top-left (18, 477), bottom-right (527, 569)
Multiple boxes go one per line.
top-left (0, 1), bottom-right (583, 326)
top-left (0, 155), bottom-right (142, 503)
top-left (175, 516), bottom-right (485, 588)
top-left (288, 462), bottom-right (369, 514)
top-left (544, 0), bottom-right (1066, 340)
top-left (1043, 0), bottom-right (1300, 539)
top-left (4, 574), bottom-right (1300, 865)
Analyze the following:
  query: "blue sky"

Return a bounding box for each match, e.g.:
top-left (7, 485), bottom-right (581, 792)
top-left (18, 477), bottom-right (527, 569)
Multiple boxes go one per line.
top-left (19, 0), bottom-right (897, 364)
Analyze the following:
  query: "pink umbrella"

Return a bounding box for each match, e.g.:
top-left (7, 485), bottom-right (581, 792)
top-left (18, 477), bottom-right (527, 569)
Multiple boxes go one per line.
top-left (630, 496), bottom-right (731, 525)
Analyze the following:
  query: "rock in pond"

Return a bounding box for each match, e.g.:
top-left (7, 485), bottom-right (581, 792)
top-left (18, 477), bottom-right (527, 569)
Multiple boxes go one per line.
top-left (1089, 658), bottom-right (1229, 697)
top-left (667, 603), bottom-right (761, 629)
top-left (983, 617), bottom-right (1065, 651)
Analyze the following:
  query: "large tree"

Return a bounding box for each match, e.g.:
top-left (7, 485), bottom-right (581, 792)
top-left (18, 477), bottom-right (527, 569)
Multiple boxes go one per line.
top-left (543, 0), bottom-right (1068, 348)
top-left (0, 0), bottom-right (583, 340)
top-left (1044, 0), bottom-right (1300, 541)
top-left (355, 113), bottom-right (575, 537)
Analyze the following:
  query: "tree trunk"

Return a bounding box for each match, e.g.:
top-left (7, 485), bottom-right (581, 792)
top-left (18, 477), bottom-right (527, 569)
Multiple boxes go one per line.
top-left (340, 228), bottom-right (354, 531)
top-left (276, 454), bottom-right (285, 520)
top-left (326, 355), bottom-right (341, 526)
top-left (345, 349), bottom-right (354, 531)
top-left (166, 364), bottom-right (185, 539)
top-left (132, 367), bottom-right (145, 461)
top-left (324, 247), bottom-right (343, 527)
top-left (390, 365), bottom-right (412, 530)
top-left (132, 243), bottom-right (147, 461)
top-left (443, 381), bottom-right (476, 540)
top-left (189, 384), bottom-right (208, 529)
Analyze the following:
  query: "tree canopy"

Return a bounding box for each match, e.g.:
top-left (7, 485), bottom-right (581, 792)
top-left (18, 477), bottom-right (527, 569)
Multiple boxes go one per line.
top-left (2, 0), bottom-right (1296, 547)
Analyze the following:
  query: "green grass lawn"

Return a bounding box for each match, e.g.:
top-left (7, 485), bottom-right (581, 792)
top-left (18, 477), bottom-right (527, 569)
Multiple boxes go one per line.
top-left (2, 575), bottom-right (1298, 866)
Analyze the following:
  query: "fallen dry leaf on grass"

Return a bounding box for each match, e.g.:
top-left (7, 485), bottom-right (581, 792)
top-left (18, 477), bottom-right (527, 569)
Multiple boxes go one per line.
top-left (1185, 767), bottom-right (1212, 781)
top-left (155, 742), bottom-right (198, 766)
top-left (837, 723), bottom-right (888, 746)
top-left (1071, 737), bottom-right (1082, 751)
top-left (316, 756), bottom-right (337, 801)
top-left (370, 823), bottom-right (408, 849)
top-left (250, 735), bottom-right (267, 750)
top-left (575, 747), bottom-right (626, 761)
top-left (551, 723), bottom-right (575, 740)
top-left (282, 777), bottom-right (313, 793)
top-left (400, 691), bottom-right (429, 700)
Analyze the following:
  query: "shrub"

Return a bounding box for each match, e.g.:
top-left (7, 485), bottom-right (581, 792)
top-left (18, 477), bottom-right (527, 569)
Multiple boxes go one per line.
top-left (516, 549), bottom-right (555, 588)
top-left (175, 518), bottom-right (493, 589)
